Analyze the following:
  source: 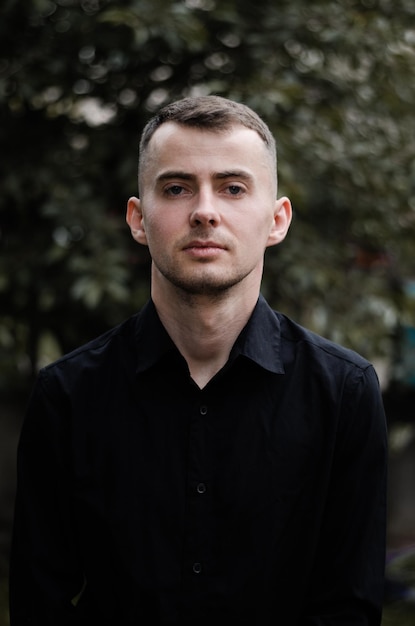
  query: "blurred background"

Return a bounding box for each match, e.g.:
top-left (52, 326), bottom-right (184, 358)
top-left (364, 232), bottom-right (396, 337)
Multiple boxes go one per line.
top-left (1, 0), bottom-right (415, 623)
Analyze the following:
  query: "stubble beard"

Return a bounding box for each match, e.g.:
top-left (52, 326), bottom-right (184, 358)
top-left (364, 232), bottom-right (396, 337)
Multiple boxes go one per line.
top-left (154, 259), bottom-right (251, 300)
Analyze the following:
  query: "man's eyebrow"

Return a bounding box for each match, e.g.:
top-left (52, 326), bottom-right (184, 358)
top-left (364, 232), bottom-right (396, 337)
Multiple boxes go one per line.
top-left (155, 170), bottom-right (254, 182)
top-left (213, 170), bottom-right (254, 182)
top-left (156, 171), bottom-right (195, 182)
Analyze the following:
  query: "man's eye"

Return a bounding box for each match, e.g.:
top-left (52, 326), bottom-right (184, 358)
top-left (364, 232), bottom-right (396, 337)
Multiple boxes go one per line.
top-left (166, 185), bottom-right (185, 196)
top-left (227, 185), bottom-right (243, 195)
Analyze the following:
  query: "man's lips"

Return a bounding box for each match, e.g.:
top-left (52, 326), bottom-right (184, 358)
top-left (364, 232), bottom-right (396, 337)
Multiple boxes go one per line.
top-left (183, 240), bottom-right (226, 250)
top-left (182, 240), bottom-right (227, 257)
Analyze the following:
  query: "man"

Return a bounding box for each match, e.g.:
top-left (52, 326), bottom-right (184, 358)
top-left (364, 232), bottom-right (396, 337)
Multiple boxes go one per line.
top-left (10, 96), bottom-right (387, 625)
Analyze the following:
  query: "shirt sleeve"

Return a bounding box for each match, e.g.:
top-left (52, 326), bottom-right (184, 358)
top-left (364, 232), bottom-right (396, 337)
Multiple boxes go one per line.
top-left (301, 364), bottom-right (388, 625)
top-left (9, 370), bottom-right (84, 625)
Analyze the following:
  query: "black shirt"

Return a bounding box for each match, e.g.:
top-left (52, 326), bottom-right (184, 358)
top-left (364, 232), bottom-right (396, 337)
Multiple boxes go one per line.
top-left (10, 296), bottom-right (387, 625)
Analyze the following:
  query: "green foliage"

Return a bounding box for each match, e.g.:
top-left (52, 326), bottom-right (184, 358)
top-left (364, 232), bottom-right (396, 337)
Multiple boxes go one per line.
top-left (382, 603), bottom-right (415, 626)
top-left (1, 0), bottom-right (415, 396)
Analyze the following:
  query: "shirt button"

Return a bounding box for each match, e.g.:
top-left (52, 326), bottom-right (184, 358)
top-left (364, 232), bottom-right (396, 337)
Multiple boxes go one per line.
top-left (200, 405), bottom-right (208, 415)
top-left (192, 562), bottom-right (202, 574)
top-left (196, 482), bottom-right (207, 494)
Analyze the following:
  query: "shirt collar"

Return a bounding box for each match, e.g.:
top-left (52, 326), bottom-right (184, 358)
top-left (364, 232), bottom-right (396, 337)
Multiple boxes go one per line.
top-left (134, 300), bottom-right (178, 374)
top-left (229, 294), bottom-right (284, 374)
top-left (133, 294), bottom-right (284, 376)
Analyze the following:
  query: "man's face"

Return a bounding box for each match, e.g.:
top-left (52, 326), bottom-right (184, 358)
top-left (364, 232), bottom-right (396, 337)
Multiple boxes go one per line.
top-left (127, 121), bottom-right (291, 297)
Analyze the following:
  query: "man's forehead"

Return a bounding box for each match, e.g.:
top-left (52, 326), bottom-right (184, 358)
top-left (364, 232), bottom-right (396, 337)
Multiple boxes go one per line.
top-left (139, 120), bottom-right (277, 193)
top-left (147, 120), bottom-right (265, 150)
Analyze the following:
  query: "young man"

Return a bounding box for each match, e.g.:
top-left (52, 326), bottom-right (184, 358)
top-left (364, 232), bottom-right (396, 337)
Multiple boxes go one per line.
top-left (10, 96), bottom-right (387, 625)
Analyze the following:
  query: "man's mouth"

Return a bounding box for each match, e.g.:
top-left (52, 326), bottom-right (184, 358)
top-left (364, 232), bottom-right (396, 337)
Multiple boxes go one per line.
top-left (183, 240), bottom-right (226, 257)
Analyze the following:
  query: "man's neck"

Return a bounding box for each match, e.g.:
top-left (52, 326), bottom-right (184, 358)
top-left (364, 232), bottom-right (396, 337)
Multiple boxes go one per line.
top-left (152, 283), bottom-right (259, 389)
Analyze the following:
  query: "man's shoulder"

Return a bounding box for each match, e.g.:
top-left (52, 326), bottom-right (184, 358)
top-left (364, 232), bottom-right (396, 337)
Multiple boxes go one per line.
top-left (275, 310), bottom-right (372, 373)
top-left (42, 312), bottom-right (141, 378)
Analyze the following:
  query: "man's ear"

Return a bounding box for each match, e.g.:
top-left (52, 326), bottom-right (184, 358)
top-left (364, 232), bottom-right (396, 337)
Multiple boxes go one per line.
top-left (126, 197), bottom-right (148, 245)
top-left (266, 197), bottom-right (292, 248)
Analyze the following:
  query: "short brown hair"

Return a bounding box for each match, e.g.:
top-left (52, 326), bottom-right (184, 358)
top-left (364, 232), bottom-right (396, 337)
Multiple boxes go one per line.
top-left (138, 95), bottom-right (277, 185)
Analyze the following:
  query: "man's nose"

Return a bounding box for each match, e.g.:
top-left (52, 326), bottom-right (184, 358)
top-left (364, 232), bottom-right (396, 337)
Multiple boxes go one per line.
top-left (189, 190), bottom-right (221, 227)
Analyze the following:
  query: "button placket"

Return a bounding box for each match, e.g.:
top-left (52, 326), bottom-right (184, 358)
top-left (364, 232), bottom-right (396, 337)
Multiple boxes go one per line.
top-left (183, 395), bottom-right (211, 584)
top-left (196, 406), bottom-right (208, 495)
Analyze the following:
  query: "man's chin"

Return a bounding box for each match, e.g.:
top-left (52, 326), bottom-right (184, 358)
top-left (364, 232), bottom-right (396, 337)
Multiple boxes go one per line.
top-left (168, 274), bottom-right (242, 297)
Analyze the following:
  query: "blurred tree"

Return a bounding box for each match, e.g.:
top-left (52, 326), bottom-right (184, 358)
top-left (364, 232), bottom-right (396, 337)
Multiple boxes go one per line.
top-left (1, 0), bottom-right (415, 398)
